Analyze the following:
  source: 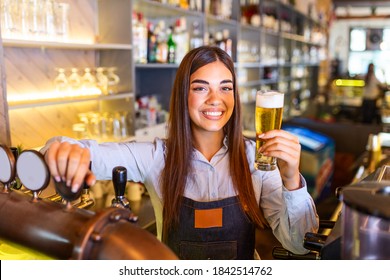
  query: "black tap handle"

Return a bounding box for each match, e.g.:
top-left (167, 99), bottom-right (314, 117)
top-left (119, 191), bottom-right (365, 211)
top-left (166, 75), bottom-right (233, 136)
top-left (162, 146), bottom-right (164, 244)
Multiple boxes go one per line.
top-left (82, 162), bottom-right (93, 191)
top-left (112, 166), bottom-right (127, 197)
top-left (54, 180), bottom-right (83, 202)
top-left (10, 147), bottom-right (19, 159)
top-left (272, 246), bottom-right (319, 260)
top-left (303, 232), bottom-right (328, 252)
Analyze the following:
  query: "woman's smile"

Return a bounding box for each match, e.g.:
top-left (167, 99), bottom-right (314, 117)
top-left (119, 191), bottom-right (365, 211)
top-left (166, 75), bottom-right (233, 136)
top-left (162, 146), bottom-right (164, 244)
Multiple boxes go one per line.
top-left (202, 110), bottom-right (223, 118)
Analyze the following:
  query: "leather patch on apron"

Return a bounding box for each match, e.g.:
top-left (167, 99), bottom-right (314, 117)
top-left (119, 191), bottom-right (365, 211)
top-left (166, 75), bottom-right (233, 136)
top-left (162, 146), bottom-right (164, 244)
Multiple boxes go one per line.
top-left (194, 208), bottom-right (223, 228)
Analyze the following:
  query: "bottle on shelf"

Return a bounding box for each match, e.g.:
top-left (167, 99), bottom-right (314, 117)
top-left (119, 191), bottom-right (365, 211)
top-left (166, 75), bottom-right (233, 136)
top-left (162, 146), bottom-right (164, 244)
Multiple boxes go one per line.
top-left (215, 31), bottom-right (224, 50)
top-left (189, 0), bottom-right (202, 11)
top-left (222, 29), bottom-right (232, 57)
top-left (211, 29), bottom-right (232, 58)
top-left (132, 12), bottom-right (148, 64)
top-left (179, 0), bottom-right (189, 9)
top-left (147, 22), bottom-right (158, 63)
top-left (156, 21), bottom-right (168, 63)
top-left (167, 26), bottom-right (177, 64)
top-left (240, 0), bottom-right (260, 26)
top-left (190, 21), bottom-right (203, 50)
top-left (208, 0), bottom-right (232, 19)
top-left (173, 17), bottom-right (189, 64)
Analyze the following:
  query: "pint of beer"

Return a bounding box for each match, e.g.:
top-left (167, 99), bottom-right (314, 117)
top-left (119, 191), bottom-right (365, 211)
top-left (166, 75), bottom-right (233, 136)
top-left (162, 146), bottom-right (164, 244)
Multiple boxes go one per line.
top-left (255, 90), bottom-right (284, 171)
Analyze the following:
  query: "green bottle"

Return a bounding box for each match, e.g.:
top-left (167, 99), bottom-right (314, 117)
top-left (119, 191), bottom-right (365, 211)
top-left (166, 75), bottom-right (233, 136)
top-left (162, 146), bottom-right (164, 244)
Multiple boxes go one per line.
top-left (167, 27), bottom-right (176, 64)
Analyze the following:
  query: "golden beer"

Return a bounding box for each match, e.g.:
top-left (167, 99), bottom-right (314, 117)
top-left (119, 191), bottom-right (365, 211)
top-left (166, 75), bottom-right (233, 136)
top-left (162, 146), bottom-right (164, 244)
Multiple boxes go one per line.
top-left (255, 91), bottom-right (284, 170)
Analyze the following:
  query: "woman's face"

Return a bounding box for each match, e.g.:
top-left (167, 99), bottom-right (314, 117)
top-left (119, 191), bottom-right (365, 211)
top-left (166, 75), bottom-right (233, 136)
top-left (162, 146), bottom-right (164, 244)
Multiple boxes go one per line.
top-left (188, 60), bottom-right (235, 136)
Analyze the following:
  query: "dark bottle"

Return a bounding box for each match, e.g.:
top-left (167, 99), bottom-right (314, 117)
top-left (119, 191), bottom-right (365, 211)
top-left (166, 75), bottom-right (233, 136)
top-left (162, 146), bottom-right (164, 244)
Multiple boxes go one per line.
top-left (147, 22), bottom-right (157, 63)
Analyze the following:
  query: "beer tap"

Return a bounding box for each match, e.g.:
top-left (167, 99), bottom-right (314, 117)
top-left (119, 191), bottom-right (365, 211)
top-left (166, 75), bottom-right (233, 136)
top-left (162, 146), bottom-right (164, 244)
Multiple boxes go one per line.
top-left (9, 147), bottom-right (23, 190)
top-left (15, 150), bottom-right (50, 202)
top-left (111, 166), bottom-right (138, 222)
top-left (73, 181), bottom-right (95, 209)
top-left (0, 145), bottom-right (16, 193)
top-left (55, 180), bottom-right (83, 210)
top-left (73, 162), bottom-right (95, 209)
top-left (111, 166), bottom-right (130, 209)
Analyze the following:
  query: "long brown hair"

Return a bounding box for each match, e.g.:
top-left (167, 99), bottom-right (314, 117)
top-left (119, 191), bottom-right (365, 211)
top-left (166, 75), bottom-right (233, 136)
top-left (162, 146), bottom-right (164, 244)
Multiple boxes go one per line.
top-left (160, 46), bottom-right (268, 240)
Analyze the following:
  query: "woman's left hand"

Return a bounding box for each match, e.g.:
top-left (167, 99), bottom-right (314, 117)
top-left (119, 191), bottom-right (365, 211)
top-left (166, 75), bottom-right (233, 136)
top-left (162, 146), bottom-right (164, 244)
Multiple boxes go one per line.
top-left (258, 129), bottom-right (301, 190)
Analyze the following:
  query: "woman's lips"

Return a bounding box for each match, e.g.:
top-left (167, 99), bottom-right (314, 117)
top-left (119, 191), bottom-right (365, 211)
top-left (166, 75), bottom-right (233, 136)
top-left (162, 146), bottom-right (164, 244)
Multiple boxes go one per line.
top-left (202, 110), bottom-right (223, 119)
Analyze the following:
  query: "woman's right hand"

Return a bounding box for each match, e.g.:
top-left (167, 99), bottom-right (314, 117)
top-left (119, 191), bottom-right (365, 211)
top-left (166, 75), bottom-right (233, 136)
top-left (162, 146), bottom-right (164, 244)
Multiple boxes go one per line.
top-left (44, 141), bottom-right (96, 193)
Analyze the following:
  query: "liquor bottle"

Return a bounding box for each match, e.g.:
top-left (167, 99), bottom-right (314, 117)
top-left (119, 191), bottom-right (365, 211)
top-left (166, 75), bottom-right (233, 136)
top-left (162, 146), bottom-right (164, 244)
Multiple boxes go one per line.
top-left (167, 27), bottom-right (176, 64)
top-left (155, 21), bottom-right (168, 63)
top-left (147, 22), bottom-right (157, 63)
top-left (222, 29), bottom-right (232, 57)
top-left (173, 17), bottom-right (189, 63)
top-left (189, 0), bottom-right (202, 11)
top-left (215, 31), bottom-right (224, 50)
top-left (132, 12), bottom-right (148, 64)
top-left (179, 0), bottom-right (189, 9)
top-left (190, 21), bottom-right (203, 49)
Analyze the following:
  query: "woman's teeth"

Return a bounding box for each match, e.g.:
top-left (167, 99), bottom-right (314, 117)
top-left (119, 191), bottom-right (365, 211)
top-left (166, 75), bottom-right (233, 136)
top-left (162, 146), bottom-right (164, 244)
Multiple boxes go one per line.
top-left (203, 111), bottom-right (222, 116)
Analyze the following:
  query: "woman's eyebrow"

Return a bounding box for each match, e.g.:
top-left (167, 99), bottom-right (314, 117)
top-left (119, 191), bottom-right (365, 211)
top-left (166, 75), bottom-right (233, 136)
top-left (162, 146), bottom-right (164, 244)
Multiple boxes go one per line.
top-left (191, 79), bottom-right (208, 85)
top-left (191, 79), bottom-right (233, 84)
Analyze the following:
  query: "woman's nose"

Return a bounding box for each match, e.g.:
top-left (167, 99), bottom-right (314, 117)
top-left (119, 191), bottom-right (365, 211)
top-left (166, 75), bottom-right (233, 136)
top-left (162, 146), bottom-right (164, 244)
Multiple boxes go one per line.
top-left (206, 89), bottom-right (221, 105)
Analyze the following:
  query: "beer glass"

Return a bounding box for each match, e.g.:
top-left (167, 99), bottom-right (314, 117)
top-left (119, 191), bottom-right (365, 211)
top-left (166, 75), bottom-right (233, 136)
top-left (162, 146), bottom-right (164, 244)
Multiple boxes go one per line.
top-left (254, 90), bottom-right (284, 171)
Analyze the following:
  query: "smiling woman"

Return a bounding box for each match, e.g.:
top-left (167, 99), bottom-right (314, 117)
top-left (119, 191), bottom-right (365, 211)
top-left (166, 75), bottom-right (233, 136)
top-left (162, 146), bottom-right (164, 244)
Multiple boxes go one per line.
top-left (41, 46), bottom-right (319, 259)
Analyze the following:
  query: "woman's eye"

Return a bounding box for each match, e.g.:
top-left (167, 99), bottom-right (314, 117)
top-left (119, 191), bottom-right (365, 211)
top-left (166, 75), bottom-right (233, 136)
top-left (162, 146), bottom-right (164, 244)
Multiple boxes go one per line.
top-left (192, 86), bottom-right (207, 92)
top-left (222, 86), bottom-right (233, 92)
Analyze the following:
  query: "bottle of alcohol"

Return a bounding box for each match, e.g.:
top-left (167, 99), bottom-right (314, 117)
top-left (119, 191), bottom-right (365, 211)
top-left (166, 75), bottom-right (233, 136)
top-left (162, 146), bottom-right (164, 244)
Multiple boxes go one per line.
top-left (132, 12), bottom-right (148, 64)
top-left (147, 22), bottom-right (157, 63)
top-left (173, 17), bottom-right (189, 64)
top-left (215, 31), bottom-right (224, 50)
top-left (190, 21), bottom-right (203, 49)
top-left (222, 29), bottom-right (232, 57)
top-left (155, 21), bottom-right (168, 63)
top-left (167, 26), bottom-right (176, 64)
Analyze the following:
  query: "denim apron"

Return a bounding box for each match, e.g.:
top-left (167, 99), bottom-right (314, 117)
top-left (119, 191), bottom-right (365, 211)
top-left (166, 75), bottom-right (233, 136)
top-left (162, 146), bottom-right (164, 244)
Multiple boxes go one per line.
top-left (165, 196), bottom-right (255, 259)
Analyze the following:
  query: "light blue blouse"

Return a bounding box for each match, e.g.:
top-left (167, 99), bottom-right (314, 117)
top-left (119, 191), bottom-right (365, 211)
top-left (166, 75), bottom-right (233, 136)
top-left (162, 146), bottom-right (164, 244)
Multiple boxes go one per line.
top-left (42, 136), bottom-right (319, 255)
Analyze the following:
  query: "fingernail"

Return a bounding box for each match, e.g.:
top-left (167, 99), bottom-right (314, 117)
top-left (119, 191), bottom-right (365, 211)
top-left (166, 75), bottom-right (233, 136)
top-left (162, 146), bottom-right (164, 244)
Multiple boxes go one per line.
top-left (54, 176), bottom-right (61, 182)
top-left (71, 183), bottom-right (79, 193)
top-left (66, 180), bottom-right (71, 187)
top-left (257, 134), bottom-right (264, 139)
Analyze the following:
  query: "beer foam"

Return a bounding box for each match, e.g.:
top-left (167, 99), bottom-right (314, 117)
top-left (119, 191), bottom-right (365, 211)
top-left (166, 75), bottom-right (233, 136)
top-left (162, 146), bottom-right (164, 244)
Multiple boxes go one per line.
top-left (256, 91), bottom-right (284, 108)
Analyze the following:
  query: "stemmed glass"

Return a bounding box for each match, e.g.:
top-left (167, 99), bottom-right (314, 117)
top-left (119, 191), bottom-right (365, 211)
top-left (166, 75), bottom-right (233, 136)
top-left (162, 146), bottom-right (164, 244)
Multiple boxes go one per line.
top-left (54, 67), bottom-right (68, 93)
top-left (81, 67), bottom-right (96, 91)
top-left (107, 67), bottom-right (120, 94)
top-left (96, 67), bottom-right (108, 95)
top-left (68, 67), bottom-right (81, 92)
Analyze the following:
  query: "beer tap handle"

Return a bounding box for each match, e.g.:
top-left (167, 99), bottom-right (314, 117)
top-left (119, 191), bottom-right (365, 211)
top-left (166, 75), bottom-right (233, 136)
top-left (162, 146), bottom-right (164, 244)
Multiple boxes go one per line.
top-left (55, 180), bottom-right (83, 209)
top-left (113, 166), bottom-right (127, 198)
top-left (111, 166), bottom-right (131, 211)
